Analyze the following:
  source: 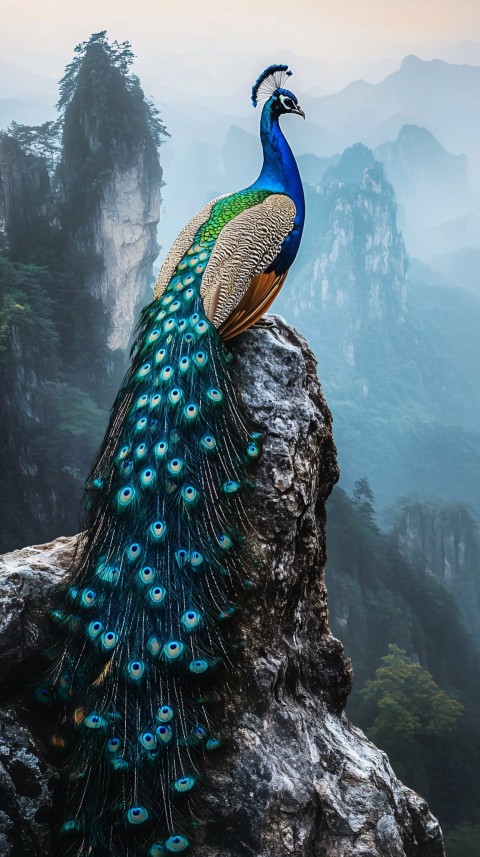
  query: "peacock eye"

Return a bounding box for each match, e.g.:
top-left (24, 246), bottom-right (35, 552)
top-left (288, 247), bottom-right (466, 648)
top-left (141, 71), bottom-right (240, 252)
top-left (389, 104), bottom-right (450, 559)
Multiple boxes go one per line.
top-left (284, 97), bottom-right (294, 109)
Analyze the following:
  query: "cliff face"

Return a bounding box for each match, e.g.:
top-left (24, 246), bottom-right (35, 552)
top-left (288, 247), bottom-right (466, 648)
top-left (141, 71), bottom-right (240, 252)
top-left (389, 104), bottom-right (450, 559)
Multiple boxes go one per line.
top-left (393, 501), bottom-right (480, 646)
top-left (0, 318), bottom-right (444, 857)
top-left (58, 39), bottom-right (163, 354)
top-left (83, 151), bottom-right (161, 351)
top-left (0, 133), bottom-right (53, 257)
top-left (0, 41), bottom-right (164, 553)
top-left (286, 144), bottom-right (407, 340)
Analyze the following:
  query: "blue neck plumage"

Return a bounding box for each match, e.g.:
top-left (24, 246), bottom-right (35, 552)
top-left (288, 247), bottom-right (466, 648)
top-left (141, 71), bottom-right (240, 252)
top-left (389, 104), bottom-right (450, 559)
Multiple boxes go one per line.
top-left (251, 101), bottom-right (305, 223)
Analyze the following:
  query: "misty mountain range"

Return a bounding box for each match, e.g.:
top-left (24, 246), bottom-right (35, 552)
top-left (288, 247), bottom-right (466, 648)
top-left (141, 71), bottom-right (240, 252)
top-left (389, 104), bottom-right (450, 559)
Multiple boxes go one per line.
top-left (1, 51), bottom-right (479, 516)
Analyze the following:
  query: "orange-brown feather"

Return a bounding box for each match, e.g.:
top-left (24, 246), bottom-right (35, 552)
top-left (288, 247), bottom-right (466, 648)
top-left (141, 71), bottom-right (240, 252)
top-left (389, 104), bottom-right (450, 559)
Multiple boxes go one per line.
top-left (219, 271), bottom-right (288, 340)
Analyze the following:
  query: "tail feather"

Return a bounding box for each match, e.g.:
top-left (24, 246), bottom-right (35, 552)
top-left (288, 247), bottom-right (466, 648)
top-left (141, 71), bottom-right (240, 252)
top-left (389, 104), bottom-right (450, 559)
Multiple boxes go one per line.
top-left (40, 235), bottom-right (260, 855)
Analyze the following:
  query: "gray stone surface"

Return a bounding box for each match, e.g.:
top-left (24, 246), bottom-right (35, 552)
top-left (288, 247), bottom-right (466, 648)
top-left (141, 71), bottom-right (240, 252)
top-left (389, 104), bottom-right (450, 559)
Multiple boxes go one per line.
top-left (0, 316), bottom-right (444, 856)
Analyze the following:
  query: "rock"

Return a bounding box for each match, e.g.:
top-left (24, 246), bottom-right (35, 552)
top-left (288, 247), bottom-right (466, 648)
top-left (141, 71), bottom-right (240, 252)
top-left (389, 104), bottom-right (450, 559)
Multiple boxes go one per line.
top-left (0, 316), bottom-right (444, 856)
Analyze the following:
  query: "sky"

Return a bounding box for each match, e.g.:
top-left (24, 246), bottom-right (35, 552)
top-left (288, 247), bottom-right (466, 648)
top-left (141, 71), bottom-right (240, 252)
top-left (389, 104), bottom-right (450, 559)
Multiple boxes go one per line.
top-left (1, 0), bottom-right (480, 107)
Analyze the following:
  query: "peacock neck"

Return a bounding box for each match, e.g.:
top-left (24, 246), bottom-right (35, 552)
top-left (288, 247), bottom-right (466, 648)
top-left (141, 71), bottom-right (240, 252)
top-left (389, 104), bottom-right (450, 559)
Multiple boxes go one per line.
top-left (251, 106), bottom-right (304, 219)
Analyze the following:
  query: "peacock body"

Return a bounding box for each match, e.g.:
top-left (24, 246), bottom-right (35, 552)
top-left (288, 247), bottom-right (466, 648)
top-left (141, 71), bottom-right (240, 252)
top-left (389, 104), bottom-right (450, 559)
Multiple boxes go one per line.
top-left (39, 64), bottom-right (305, 856)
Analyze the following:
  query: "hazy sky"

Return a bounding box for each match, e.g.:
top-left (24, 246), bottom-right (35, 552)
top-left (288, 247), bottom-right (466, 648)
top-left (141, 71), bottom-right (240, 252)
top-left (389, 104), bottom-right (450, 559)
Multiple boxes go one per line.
top-left (1, 0), bottom-right (480, 105)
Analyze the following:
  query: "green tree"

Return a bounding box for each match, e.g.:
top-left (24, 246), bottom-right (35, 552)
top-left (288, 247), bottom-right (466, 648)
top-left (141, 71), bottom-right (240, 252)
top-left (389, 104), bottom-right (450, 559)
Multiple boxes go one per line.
top-left (361, 644), bottom-right (464, 744)
top-left (7, 120), bottom-right (62, 172)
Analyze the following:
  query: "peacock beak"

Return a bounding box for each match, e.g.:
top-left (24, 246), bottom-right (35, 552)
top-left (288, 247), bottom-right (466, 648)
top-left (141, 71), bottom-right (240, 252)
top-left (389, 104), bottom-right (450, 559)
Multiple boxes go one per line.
top-left (292, 105), bottom-right (305, 119)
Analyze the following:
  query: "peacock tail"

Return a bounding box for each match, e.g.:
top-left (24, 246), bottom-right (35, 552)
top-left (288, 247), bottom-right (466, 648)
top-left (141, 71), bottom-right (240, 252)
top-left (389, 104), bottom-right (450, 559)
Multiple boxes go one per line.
top-left (43, 227), bottom-right (261, 856)
top-left (35, 63), bottom-right (306, 857)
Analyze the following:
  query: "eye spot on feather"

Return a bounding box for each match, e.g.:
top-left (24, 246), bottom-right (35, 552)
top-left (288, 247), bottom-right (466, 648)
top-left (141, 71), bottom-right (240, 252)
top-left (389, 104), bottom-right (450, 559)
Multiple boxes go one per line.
top-left (184, 287), bottom-right (195, 299)
top-left (193, 350), bottom-right (208, 368)
top-left (84, 711), bottom-right (107, 730)
top-left (172, 775), bottom-right (196, 793)
top-left (126, 806), bottom-right (149, 825)
top-left (126, 543), bottom-right (141, 561)
top-left (181, 609), bottom-right (202, 631)
top-left (117, 445), bottom-right (130, 461)
top-left (138, 566), bottom-right (155, 585)
top-left (139, 731), bottom-right (157, 750)
top-left (162, 294), bottom-right (174, 305)
top-left (117, 485), bottom-right (135, 509)
top-left (154, 440), bottom-right (168, 460)
top-left (160, 365), bottom-right (174, 383)
top-left (155, 347), bottom-right (167, 364)
top-left (136, 393), bottom-right (149, 410)
top-left (175, 548), bottom-right (189, 567)
top-left (156, 309), bottom-right (167, 321)
top-left (178, 318), bottom-right (187, 331)
top-left (162, 640), bottom-right (184, 661)
top-left (101, 631), bottom-right (118, 650)
top-left (137, 363), bottom-right (151, 379)
top-left (183, 332), bottom-right (194, 343)
top-left (190, 550), bottom-right (204, 568)
top-left (168, 387), bottom-right (183, 406)
top-left (150, 520), bottom-right (167, 541)
top-left (107, 737), bottom-right (121, 753)
top-left (183, 402), bottom-right (198, 423)
top-left (80, 589), bottom-right (96, 608)
top-left (178, 355), bottom-right (190, 372)
top-left (188, 659), bottom-right (209, 675)
top-left (195, 319), bottom-right (209, 336)
top-left (135, 443), bottom-right (147, 459)
top-left (206, 387), bottom-right (223, 404)
top-left (164, 318), bottom-right (176, 333)
top-left (150, 392), bottom-right (162, 409)
top-left (165, 834), bottom-right (190, 853)
top-left (147, 328), bottom-right (160, 343)
top-left (135, 417), bottom-right (148, 432)
top-left (147, 585), bottom-right (166, 606)
top-left (167, 458), bottom-right (184, 477)
top-left (140, 468), bottom-right (155, 487)
top-left (156, 724), bottom-right (173, 744)
top-left (169, 299), bottom-right (181, 313)
top-left (206, 737), bottom-right (222, 751)
top-left (181, 484), bottom-right (199, 506)
top-left (223, 480), bottom-right (240, 494)
top-left (87, 620), bottom-right (103, 640)
top-left (200, 434), bottom-right (216, 453)
top-left (156, 705), bottom-right (174, 723)
top-left (127, 660), bottom-right (145, 681)
top-left (217, 533), bottom-right (233, 550)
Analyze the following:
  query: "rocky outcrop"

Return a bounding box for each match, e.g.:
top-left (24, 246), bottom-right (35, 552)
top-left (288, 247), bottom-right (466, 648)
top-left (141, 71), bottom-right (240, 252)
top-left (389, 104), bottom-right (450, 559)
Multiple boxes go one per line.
top-left (282, 144), bottom-right (407, 341)
top-left (0, 317), bottom-right (444, 856)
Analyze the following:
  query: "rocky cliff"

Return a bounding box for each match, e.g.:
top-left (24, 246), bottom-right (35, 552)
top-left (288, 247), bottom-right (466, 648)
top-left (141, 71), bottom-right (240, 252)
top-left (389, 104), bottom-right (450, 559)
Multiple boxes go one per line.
top-left (58, 36), bottom-right (163, 354)
top-left (0, 36), bottom-right (165, 553)
top-left (393, 500), bottom-right (480, 647)
top-left (0, 317), bottom-right (444, 857)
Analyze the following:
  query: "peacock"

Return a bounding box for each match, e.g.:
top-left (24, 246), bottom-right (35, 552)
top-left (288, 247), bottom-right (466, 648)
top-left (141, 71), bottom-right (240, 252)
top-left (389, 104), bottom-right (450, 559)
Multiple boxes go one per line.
top-left (38, 63), bottom-right (305, 856)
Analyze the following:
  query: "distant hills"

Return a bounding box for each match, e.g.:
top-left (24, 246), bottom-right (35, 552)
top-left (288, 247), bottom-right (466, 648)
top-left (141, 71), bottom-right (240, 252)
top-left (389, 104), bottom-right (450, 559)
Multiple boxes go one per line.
top-left (305, 55), bottom-right (480, 174)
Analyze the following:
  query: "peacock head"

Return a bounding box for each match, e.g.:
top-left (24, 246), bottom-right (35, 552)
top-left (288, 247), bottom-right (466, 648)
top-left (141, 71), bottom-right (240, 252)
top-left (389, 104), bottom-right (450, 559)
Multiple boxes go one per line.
top-left (251, 64), bottom-right (305, 119)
